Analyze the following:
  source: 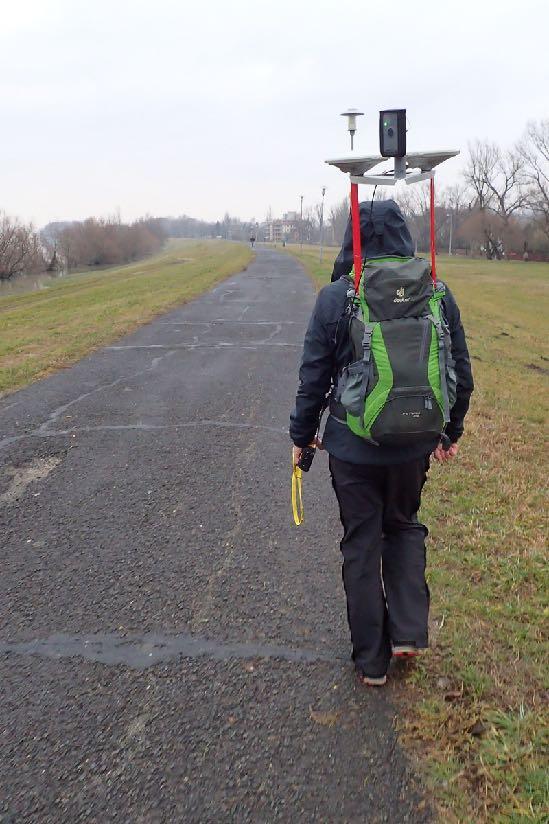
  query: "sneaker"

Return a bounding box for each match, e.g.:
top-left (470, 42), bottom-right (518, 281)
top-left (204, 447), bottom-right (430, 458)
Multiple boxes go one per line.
top-left (392, 644), bottom-right (418, 658)
top-left (357, 671), bottom-right (387, 687)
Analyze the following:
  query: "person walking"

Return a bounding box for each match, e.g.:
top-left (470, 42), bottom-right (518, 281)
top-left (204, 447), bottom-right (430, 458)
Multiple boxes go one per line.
top-left (290, 200), bottom-right (474, 686)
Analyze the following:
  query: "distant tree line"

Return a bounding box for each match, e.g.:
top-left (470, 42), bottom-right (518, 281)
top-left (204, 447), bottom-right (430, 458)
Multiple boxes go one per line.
top-left (0, 214), bottom-right (165, 281)
top-left (318, 119), bottom-right (549, 260)
top-left (143, 213), bottom-right (256, 241)
top-left (0, 209), bottom-right (262, 281)
top-left (42, 217), bottom-right (165, 270)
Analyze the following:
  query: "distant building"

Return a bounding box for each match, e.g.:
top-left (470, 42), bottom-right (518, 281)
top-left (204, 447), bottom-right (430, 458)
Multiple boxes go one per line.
top-left (262, 211), bottom-right (303, 243)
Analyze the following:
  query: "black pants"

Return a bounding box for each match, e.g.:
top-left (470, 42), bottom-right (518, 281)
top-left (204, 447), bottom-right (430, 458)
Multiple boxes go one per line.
top-left (329, 454), bottom-right (430, 677)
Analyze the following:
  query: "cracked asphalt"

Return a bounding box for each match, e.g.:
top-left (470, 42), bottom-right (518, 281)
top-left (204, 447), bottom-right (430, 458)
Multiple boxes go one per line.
top-left (0, 249), bottom-right (430, 823)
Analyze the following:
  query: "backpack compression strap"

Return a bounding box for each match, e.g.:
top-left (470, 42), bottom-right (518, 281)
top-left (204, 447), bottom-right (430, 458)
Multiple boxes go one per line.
top-left (428, 313), bottom-right (451, 423)
top-left (361, 322), bottom-right (375, 364)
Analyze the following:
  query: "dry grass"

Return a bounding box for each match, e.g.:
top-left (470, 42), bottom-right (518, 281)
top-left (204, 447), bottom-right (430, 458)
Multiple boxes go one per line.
top-left (284, 244), bottom-right (549, 823)
top-left (0, 240), bottom-right (253, 396)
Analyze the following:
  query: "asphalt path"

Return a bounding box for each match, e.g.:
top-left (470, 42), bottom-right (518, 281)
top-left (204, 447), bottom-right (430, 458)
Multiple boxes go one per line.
top-left (0, 249), bottom-right (430, 823)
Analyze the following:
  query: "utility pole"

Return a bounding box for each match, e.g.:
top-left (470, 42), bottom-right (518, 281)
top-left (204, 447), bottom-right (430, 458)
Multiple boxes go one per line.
top-left (319, 186), bottom-right (326, 262)
top-left (300, 195), bottom-right (304, 251)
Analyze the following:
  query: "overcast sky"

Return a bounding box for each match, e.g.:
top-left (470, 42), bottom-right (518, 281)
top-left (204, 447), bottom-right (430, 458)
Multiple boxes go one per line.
top-left (2, 0), bottom-right (548, 227)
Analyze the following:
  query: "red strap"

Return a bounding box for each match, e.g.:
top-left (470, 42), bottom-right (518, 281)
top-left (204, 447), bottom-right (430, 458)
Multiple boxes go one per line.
top-left (430, 176), bottom-right (437, 284)
top-left (350, 182), bottom-right (362, 292)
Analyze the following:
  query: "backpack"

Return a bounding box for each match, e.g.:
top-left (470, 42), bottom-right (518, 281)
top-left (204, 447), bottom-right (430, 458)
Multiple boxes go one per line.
top-left (334, 256), bottom-right (457, 445)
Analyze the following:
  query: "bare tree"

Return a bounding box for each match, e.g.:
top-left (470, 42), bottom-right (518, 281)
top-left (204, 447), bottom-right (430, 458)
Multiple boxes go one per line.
top-left (52, 217), bottom-right (165, 269)
top-left (393, 183), bottom-right (432, 252)
top-left (302, 205), bottom-right (318, 243)
top-left (463, 140), bottom-right (527, 257)
top-left (519, 119), bottom-right (549, 239)
top-left (488, 151), bottom-right (527, 225)
top-left (463, 140), bottom-right (498, 211)
top-left (372, 186), bottom-right (390, 201)
top-left (329, 197), bottom-right (350, 245)
top-left (313, 202), bottom-right (323, 229)
top-left (438, 183), bottom-right (470, 254)
top-left (443, 182), bottom-right (468, 214)
top-left (0, 214), bottom-right (45, 280)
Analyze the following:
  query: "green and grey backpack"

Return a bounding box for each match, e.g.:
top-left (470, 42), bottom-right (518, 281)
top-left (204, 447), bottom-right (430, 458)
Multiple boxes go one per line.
top-left (334, 257), bottom-right (457, 445)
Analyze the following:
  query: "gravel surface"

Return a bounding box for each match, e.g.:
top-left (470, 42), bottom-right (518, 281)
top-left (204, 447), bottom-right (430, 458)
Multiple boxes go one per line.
top-left (0, 250), bottom-right (430, 823)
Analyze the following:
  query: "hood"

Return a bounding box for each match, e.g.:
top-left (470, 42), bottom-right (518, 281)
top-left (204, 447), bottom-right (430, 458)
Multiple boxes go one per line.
top-left (331, 199), bottom-right (414, 282)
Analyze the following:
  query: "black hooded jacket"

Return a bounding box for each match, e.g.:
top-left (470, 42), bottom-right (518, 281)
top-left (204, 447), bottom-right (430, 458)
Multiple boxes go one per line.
top-left (290, 200), bottom-right (474, 465)
top-left (331, 199), bottom-right (414, 282)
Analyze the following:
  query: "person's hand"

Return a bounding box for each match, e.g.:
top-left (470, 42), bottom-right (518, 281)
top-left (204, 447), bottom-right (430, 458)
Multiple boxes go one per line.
top-left (292, 437), bottom-right (323, 466)
top-left (432, 441), bottom-right (459, 463)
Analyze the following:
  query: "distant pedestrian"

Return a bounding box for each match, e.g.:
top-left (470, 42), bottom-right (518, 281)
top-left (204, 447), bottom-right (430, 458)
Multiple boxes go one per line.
top-left (250, 235), bottom-right (256, 249)
top-left (290, 200), bottom-right (474, 686)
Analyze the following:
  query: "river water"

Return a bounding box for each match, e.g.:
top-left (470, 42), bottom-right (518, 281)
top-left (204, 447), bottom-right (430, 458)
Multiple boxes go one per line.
top-left (0, 264), bottom-right (116, 297)
top-left (0, 269), bottom-right (70, 297)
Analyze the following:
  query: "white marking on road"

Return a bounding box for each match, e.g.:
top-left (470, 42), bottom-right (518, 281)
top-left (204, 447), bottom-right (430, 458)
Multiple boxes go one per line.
top-left (0, 400), bottom-right (21, 415)
top-left (105, 342), bottom-right (300, 350)
top-left (35, 350), bottom-right (176, 435)
top-left (0, 631), bottom-right (342, 669)
top-left (46, 421), bottom-right (287, 436)
top-left (259, 323), bottom-right (283, 344)
top-left (0, 420), bottom-right (287, 450)
top-left (155, 320), bottom-right (302, 325)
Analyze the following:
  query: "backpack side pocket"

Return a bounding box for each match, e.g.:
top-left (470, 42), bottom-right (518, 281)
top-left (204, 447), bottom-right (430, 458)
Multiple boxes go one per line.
top-left (339, 360), bottom-right (373, 418)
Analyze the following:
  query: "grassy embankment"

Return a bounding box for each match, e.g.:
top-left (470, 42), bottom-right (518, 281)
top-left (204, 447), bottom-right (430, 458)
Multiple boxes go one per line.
top-left (284, 244), bottom-right (548, 823)
top-left (0, 240), bottom-right (253, 396)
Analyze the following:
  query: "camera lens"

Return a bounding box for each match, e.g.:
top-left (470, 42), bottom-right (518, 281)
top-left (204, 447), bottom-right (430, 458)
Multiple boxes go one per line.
top-left (387, 127), bottom-right (394, 137)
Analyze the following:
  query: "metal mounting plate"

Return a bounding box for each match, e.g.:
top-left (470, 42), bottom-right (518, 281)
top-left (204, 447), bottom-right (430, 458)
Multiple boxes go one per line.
top-left (324, 155), bottom-right (387, 175)
top-left (325, 150), bottom-right (459, 177)
top-left (404, 150), bottom-right (459, 171)
top-left (349, 170), bottom-right (435, 186)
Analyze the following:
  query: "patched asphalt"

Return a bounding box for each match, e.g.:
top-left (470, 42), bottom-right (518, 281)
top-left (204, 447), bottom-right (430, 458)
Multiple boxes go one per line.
top-left (0, 249), bottom-right (430, 823)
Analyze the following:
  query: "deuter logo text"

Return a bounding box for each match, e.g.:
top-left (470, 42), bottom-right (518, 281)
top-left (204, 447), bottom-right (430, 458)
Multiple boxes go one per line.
top-left (393, 286), bottom-right (410, 304)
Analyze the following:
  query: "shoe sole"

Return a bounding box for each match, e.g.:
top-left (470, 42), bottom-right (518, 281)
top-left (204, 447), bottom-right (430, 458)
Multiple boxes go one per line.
top-left (392, 647), bottom-right (419, 658)
top-left (358, 674), bottom-right (387, 687)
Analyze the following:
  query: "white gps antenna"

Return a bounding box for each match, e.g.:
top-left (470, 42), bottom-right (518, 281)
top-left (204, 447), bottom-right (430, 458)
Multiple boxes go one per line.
top-left (340, 108), bottom-right (364, 151)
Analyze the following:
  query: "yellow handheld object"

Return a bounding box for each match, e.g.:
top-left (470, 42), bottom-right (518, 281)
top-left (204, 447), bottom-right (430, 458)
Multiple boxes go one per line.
top-left (291, 464), bottom-right (304, 526)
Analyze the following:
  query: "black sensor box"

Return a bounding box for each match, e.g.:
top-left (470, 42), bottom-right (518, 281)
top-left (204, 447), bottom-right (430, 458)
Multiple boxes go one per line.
top-left (379, 109), bottom-right (406, 157)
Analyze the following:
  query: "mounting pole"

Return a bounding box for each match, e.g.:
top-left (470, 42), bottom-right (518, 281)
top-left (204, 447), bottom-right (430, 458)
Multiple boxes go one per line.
top-left (350, 182), bottom-right (362, 291)
top-left (319, 186), bottom-right (326, 263)
top-left (430, 176), bottom-right (437, 284)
